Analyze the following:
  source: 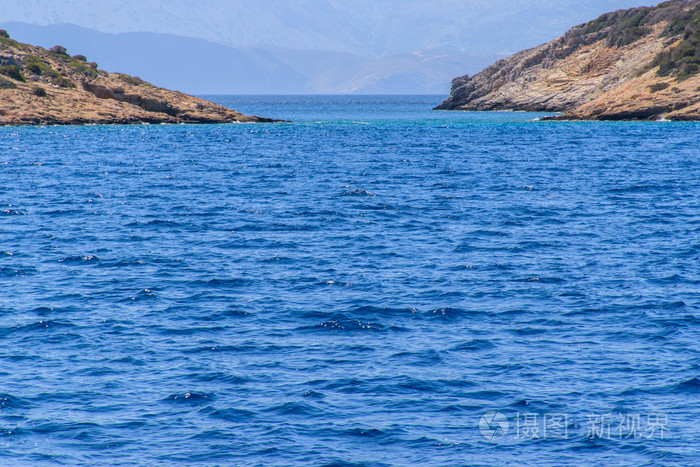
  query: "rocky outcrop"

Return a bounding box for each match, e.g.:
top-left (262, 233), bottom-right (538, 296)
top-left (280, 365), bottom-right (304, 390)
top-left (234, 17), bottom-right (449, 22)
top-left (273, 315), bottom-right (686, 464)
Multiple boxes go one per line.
top-left (0, 31), bottom-right (276, 125)
top-left (436, 0), bottom-right (700, 121)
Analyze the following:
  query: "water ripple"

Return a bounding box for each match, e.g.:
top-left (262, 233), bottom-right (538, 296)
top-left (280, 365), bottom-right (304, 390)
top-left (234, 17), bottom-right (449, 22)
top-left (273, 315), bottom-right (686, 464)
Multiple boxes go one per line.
top-left (0, 96), bottom-right (697, 466)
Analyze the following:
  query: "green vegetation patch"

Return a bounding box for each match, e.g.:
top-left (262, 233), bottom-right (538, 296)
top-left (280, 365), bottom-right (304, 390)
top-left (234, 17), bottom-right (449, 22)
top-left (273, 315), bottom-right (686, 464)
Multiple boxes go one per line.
top-left (49, 45), bottom-right (68, 56)
top-left (568, 0), bottom-right (700, 81)
top-left (0, 76), bottom-right (17, 89)
top-left (0, 35), bottom-right (19, 49)
top-left (33, 86), bottom-right (47, 97)
top-left (606, 8), bottom-right (653, 47)
top-left (579, 14), bottom-right (617, 36)
top-left (117, 73), bottom-right (151, 87)
top-left (651, 3), bottom-right (700, 80)
top-left (648, 82), bottom-right (671, 92)
top-left (24, 56), bottom-right (76, 87)
top-left (570, 6), bottom-right (654, 47)
top-left (51, 76), bottom-right (75, 88)
top-left (25, 53), bottom-right (97, 80)
top-left (0, 65), bottom-right (25, 82)
top-left (70, 60), bottom-right (99, 77)
top-left (24, 56), bottom-right (60, 78)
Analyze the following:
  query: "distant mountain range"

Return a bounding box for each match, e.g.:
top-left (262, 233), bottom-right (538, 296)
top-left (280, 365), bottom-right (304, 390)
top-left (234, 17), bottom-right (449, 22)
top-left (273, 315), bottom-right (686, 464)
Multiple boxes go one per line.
top-left (0, 0), bottom-right (659, 94)
top-left (0, 22), bottom-right (499, 94)
top-left (1, 0), bottom-right (655, 55)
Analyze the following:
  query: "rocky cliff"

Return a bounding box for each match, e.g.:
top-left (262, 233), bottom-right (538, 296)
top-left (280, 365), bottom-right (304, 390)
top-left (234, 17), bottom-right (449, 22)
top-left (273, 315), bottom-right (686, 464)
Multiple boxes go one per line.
top-left (436, 0), bottom-right (700, 121)
top-left (0, 32), bottom-right (274, 125)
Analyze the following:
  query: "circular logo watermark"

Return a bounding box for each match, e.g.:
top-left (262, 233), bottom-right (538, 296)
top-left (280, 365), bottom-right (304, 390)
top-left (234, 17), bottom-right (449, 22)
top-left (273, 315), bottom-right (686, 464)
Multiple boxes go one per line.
top-left (479, 411), bottom-right (509, 441)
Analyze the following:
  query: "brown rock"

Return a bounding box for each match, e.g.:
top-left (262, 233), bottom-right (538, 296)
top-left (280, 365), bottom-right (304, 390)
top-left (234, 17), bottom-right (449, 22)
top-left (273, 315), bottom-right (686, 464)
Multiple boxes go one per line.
top-left (0, 35), bottom-right (278, 125)
top-left (436, 0), bottom-right (700, 121)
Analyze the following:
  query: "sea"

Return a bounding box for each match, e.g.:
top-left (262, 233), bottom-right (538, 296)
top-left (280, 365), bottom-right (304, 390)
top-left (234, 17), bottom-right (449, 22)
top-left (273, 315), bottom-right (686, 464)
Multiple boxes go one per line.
top-left (0, 95), bottom-right (699, 466)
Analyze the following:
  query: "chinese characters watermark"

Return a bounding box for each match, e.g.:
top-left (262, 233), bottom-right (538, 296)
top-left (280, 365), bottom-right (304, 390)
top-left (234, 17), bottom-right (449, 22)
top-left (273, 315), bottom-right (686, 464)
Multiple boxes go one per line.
top-left (478, 412), bottom-right (669, 442)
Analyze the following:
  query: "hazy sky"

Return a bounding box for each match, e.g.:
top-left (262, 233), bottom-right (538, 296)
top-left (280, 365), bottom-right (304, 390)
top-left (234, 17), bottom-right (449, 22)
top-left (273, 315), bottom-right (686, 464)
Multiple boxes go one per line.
top-left (0, 1), bottom-right (664, 94)
top-left (1, 0), bottom-right (661, 55)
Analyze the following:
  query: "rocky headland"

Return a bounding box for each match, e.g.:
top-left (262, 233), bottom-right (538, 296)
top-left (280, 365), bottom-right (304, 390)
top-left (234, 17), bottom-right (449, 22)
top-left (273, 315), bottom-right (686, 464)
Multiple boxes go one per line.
top-left (0, 31), bottom-right (274, 125)
top-left (436, 0), bottom-right (700, 121)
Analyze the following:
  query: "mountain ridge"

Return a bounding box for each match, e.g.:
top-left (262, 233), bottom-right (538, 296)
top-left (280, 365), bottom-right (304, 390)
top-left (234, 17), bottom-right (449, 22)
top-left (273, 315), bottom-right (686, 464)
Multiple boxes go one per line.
top-left (0, 22), bottom-right (499, 95)
top-left (0, 1), bottom-right (653, 56)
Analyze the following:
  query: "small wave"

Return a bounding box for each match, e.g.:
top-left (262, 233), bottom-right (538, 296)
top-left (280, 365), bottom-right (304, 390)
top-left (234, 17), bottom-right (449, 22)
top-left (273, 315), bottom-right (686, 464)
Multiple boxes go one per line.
top-left (318, 378), bottom-right (369, 394)
top-left (427, 307), bottom-right (483, 320)
top-left (261, 256), bottom-right (295, 264)
top-left (100, 259), bottom-right (147, 268)
top-left (649, 274), bottom-right (684, 284)
top-left (342, 189), bottom-right (376, 197)
top-left (122, 289), bottom-right (158, 302)
top-left (13, 320), bottom-right (76, 334)
top-left (146, 219), bottom-right (182, 226)
top-left (359, 203), bottom-right (396, 211)
top-left (126, 219), bottom-right (183, 228)
top-left (467, 229), bottom-right (508, 237)
top-left (341, 427), bottom-right (386, 438)
top-left (393, 377), bottom-right (444, 394)
top-left (29, 421), bottom-right (101, 437)
top-left (348, 305), bottom-right (415, 318)
top-left (183, 345), bottom-right (257, 354)
top-left (0, 266), bottom-right (36, 277)
top-left (391, 349), bottom-right (443, 366)
top-left (112, 356), bottom-right (146, 366)
top-left (511, 276), bottom-right (565, 284)
top-left (186, 372), bottom-right (250, 384)
top-left (509, 326), bottom-right (549, 336)
top-left (228, 224), bottom-right (267, 232)
top-left (513, 241), bottom-right (555, 251)
top-left (299, 307), bottom-right (413, 325)
top-left (1, 209), bottom-right (27, 216)
top-left (156, 325), bottom-right (227, 336)
top-left (507, 399), bottom-right (557, 412)
top-left (465, 389), bottom-right (510, 400)
top-left (263, 401), bottom-right (323, 417)
top-left (450, 339), bottom-right (496, 352)
top-left (320, 376), bottom-right (443, 395)
top-left (661, 300), bottom-right (687, 309)
top-left (678, 244), bottom-right (700, 257)
top-left (221, 308), bottom-right (253, 318)
top-left (606, 184), bottom-right (653, 193)
top-left (207, 407), bottom-right (256, 422)
top-left (58, 255), bottom-right (100, 265)
top-left (164, 392), bottom-right (216, 405)
top-left (194, 278), bottom-right (252, 288)
top-left (0, 393), bottom-right (31, 410)
top-left (674, 377), bottom-right (700, 393)
top-left (621, 377), bottom-right (700, 396)
top-left (44, 209), bottom-right (80, 215)
top-left (307, 318), bottom-right (386, 332)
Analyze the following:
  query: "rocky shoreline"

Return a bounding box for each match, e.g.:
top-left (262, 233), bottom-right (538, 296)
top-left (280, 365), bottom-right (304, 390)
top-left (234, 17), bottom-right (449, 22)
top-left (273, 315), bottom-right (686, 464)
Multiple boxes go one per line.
top-left (0, 32), bottom-right (276, 125)
top-left (436, 0), bottom-right (700, 121)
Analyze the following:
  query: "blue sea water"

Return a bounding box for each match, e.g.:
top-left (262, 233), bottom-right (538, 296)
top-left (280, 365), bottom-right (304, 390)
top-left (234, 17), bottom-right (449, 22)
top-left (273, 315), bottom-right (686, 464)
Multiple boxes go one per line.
top-left (0, 95), bottom-right (699, 466)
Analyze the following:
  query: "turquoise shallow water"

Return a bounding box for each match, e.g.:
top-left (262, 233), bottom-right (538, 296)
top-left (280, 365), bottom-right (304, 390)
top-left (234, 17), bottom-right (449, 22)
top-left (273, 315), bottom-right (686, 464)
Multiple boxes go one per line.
top-left (0, 95), bottom-right (699, 466)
